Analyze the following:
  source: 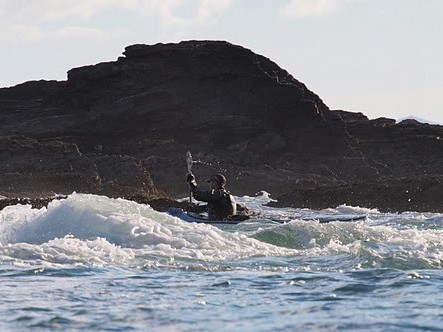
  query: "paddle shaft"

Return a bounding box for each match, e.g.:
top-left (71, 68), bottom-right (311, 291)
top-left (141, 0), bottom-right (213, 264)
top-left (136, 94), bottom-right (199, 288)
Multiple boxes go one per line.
top-left (186, 151), bottom-right (193, 206)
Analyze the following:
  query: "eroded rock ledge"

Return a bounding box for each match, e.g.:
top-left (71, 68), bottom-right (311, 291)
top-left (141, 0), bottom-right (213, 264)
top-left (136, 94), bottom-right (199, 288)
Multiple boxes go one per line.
top-left (1, 41), bottom-right (442, 212)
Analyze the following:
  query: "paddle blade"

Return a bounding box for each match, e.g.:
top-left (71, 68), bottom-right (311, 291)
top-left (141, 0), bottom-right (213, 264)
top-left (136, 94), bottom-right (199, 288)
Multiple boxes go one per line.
top-left (186, 151), bottom-right (193, 174)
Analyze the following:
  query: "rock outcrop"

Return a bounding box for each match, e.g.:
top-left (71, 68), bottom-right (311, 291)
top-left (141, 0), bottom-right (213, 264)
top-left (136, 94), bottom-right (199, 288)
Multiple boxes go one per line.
top-left (270, 110), bottom-right (443, 212)
top-left (1, 41), bottom-right (442, 212)
top-left (269, 175), bottom-right (443, 212)
top-left (334, 110), bottom-right (443, 178)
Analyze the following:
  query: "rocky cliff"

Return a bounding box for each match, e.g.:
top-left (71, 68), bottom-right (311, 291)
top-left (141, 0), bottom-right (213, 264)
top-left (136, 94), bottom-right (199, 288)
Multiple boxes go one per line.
top-left (1, 41), bottom-right (442, 212)
top-left (269, 111), bottom-right (443, 211)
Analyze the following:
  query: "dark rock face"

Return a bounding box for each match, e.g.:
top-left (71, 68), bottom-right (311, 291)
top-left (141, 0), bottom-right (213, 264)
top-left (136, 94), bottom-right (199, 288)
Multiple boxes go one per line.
top-left (1, 41), bottom-right (442, 212)
top-left (334, 110), bottom-right (443, 178)
top-left (269, 176), bottom-right (443, 213)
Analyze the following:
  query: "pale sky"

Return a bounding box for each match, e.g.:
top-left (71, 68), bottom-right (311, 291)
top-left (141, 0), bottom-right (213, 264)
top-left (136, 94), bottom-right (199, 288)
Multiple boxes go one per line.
top-left (1, 0), bottom-right (442, 124)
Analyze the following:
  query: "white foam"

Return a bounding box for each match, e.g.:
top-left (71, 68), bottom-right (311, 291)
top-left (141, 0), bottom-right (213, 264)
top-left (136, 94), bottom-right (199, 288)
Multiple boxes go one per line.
top-left (236, 191), bottom-right (275, 208)
top-left (1, 192), bottom-right (442, 270)
top-left (333, 204), bottom-right (380, 215)
top-left (253, 218), bottom-right (443, 268)
top-left (0, 193), bottom-right (293, 267)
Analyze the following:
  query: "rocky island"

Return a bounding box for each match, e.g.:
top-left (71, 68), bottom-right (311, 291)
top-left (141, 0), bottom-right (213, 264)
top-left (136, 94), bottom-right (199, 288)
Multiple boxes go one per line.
top-left (1, 41), bottom-right (442, 212)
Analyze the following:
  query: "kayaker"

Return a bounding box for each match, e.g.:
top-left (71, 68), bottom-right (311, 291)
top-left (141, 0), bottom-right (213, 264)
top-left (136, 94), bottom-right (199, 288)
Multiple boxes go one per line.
top-left (186, 173), bottom-right (237, 220)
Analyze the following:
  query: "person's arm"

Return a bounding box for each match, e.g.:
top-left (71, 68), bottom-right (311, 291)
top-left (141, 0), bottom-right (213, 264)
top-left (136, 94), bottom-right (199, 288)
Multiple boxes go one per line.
top-left (192, 188), bottom-right (223, 203)
top-left (187, 173), bottom-right (224, 202)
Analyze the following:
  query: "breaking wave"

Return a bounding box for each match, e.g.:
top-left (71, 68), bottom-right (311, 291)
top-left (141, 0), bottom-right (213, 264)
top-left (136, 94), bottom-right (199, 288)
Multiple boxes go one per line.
top-left (0, 193), bottom-right (442, 270)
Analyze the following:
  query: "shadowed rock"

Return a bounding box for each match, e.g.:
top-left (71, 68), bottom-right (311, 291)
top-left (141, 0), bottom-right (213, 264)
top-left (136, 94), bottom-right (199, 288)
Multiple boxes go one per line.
top-left (1, 41), bottom-right (442, 212)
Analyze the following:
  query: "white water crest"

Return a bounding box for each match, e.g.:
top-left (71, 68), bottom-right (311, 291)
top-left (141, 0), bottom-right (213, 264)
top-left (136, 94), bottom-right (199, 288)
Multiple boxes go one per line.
top-left (0, 192), bottom-right (442, 270)
top-left (1, 195), bottom-right (442, 331)
top-left (0, 193), bottom-right (292, 268)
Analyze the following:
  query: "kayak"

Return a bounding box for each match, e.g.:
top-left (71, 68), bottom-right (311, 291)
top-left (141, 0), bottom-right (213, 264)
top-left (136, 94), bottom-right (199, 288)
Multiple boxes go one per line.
top-left (167, 208), bottom-right (249, 224)
top-left (283, 215), bottom-right (367, 224)
top-left (167, 208), bottom-right (367, 225)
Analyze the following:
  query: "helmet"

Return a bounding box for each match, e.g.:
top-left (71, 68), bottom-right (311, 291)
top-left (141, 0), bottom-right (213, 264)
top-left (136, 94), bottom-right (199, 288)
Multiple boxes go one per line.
top-left (206, 174), bottom-right (226, 186)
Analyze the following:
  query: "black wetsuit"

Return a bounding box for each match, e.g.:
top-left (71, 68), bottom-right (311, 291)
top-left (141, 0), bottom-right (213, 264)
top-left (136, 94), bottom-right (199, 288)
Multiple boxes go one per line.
top-left (189, 184), bottom-right (237, 220)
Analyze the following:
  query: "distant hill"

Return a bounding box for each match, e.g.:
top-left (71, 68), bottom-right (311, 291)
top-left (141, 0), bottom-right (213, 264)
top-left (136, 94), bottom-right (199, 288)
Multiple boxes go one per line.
top-left (397, 115), bottom-right (441, 125)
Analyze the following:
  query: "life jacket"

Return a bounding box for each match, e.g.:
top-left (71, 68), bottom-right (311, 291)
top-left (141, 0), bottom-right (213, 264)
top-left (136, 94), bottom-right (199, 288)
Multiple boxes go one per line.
top-left (191, 187), bottom-right (237, 220)
top-left (207, 188), bottom-right (237, 220)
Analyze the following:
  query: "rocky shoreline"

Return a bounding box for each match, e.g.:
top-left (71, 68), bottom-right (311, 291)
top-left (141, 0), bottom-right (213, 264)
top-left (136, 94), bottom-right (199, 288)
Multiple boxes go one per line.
top-left (2, 173), bottom-right (442, 214)
top-left (269, 175), bottom-right (443, 213)
top-left (1, 41), bottom-right (442, 213)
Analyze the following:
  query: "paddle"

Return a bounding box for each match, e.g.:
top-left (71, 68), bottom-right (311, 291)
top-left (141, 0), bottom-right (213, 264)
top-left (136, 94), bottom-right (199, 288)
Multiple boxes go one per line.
top-left (186, 151), bottom-right (193, 206)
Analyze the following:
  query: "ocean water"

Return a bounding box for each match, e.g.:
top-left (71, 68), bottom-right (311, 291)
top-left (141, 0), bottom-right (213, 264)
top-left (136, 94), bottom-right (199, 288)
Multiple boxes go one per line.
top-left (1, 192), bottom-right (442, 331)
